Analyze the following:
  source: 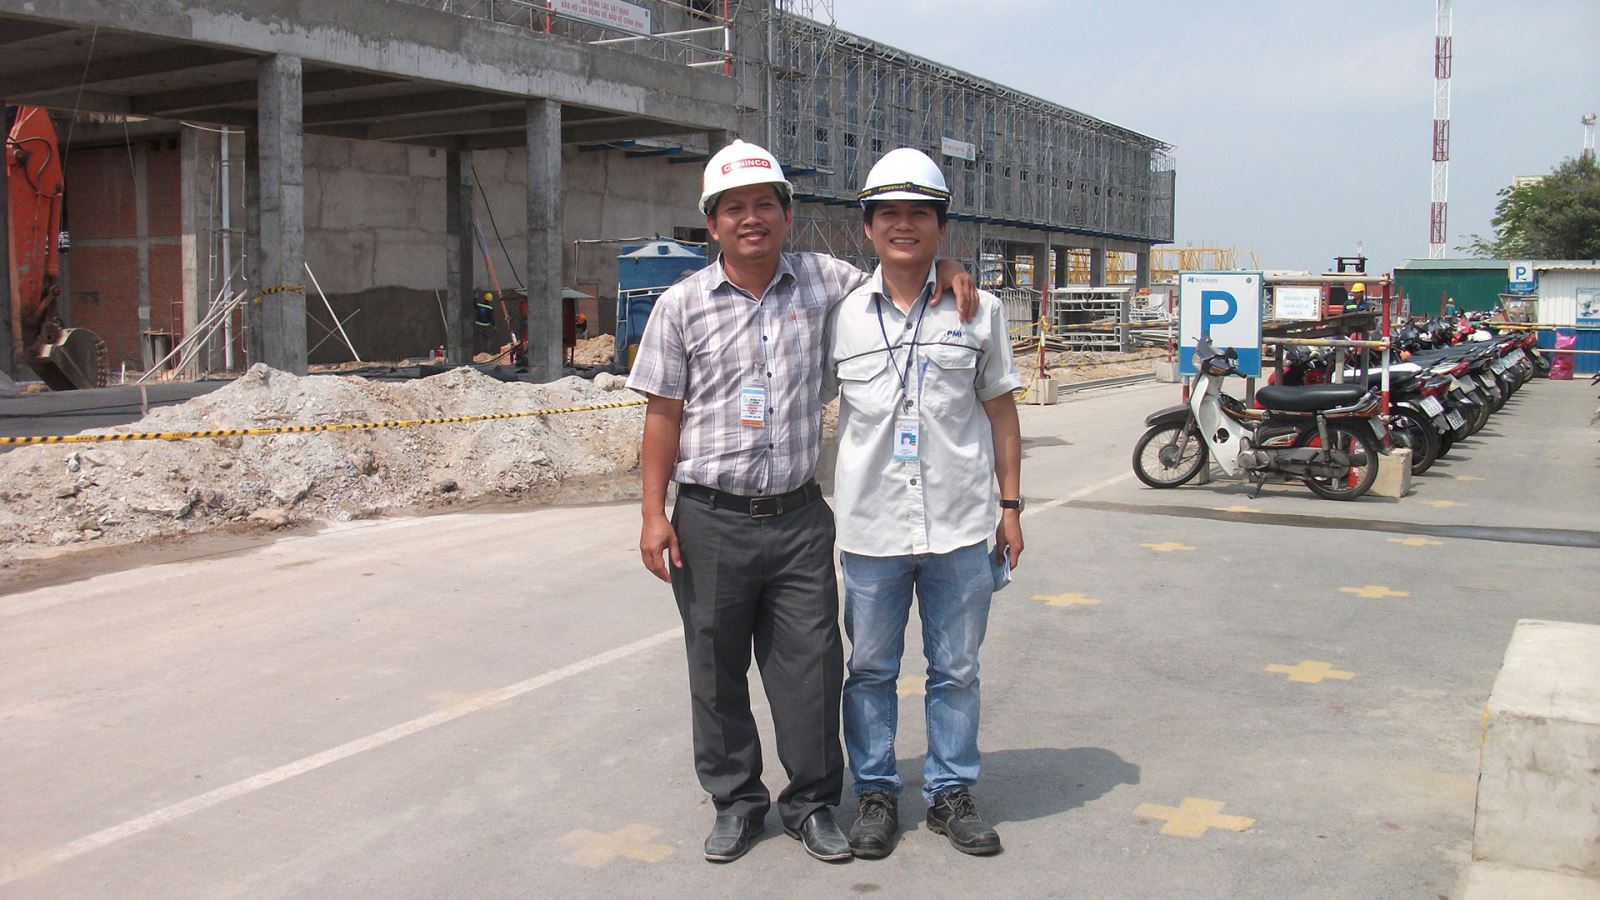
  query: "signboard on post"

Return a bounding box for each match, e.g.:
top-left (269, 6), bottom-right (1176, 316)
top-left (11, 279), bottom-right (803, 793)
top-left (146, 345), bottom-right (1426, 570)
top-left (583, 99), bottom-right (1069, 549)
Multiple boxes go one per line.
top-left (1507, 260), bottom-right (1536, 294)
top-left (1272, 285), bottom-right (1322, 321)
top-left (940, 137), bottom-right (976, 162)
top-left (551, 0), bottom-right (651, 33)
top-left (1180, 271), bottom-right (1262, 377)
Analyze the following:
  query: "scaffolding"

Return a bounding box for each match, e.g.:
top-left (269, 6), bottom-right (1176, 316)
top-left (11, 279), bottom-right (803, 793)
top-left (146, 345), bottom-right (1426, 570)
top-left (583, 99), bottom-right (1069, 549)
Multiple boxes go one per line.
top-left (759, 0), bottom-right (1174, 274)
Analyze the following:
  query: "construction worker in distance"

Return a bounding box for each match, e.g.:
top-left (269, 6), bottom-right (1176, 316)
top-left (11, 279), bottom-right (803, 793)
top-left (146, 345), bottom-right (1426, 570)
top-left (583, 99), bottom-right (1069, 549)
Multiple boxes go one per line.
top-left (473, 291), bottom-right (497, 357)
top-left (823, 147), bottom-right (1023, 859)
top-left (627, 139), bottom-right (980, 865)
top-left (575, 311), bottom-right (588, 341)
top-left (1348, 281), bottom-right (1366, 314)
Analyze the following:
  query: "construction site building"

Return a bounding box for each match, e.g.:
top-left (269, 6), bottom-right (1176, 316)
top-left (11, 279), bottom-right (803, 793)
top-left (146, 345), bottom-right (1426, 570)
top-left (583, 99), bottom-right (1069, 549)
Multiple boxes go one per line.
top-left (0, 0), bottom-right (1175, 381)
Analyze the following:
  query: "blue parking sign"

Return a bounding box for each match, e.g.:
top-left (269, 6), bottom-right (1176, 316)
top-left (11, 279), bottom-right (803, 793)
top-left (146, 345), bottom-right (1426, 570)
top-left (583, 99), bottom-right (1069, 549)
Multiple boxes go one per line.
top-left (1180, 272), bottom-right (1263, 377)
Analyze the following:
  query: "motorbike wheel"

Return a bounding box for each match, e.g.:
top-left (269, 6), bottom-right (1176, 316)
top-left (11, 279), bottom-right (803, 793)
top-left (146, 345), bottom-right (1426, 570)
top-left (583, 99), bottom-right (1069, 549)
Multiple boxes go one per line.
top-left (1132, 422), bottom-right (1209, 489)
top-left (1388, 409), bottom-right (1438, 475)
top-left (1466, 392), bottom-right (1492, 435)
top-left (1436, 428), bottom-right (1455, 458)
top-left (1489, 372), bottom-right (1509, 411)
top-left (1298, 422), bottom-right (1381, 501)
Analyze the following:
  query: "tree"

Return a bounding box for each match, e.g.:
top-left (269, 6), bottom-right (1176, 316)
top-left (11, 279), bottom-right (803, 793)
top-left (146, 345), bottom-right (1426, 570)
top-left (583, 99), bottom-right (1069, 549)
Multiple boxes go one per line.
top-left (1460, 156), bottom-right (1600, 259)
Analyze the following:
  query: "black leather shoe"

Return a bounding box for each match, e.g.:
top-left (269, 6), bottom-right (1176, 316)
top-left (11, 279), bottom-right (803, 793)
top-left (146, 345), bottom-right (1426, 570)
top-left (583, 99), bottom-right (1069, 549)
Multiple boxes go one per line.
top-left (848, 791), bottom-right (899, 859)
top-left (926, 788), bottom-right (1001, 856)
top-left (704, 815), bottom-right (762, 863)
top-left (785, 809), bottom-right (852, 862)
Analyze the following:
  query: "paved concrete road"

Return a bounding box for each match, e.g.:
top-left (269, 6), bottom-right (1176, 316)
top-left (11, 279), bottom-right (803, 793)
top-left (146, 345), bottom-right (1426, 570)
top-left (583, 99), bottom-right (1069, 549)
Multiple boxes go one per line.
top-left (3, 378), bottom-right (1597, 898)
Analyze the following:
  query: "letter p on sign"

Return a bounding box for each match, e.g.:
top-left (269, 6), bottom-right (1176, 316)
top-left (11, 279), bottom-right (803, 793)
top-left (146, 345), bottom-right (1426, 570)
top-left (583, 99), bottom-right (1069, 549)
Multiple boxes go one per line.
top-left (1200, 290), bottom-right (1237, 337)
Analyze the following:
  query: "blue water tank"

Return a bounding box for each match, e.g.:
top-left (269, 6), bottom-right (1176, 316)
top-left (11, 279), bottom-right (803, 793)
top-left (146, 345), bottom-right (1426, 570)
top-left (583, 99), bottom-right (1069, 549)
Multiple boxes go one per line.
top-left (615, 240), bottom-right (708, 371)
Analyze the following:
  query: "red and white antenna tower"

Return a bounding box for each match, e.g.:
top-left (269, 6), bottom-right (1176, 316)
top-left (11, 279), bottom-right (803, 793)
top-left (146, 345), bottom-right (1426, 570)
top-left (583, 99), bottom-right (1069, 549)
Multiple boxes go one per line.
top-left (1429, 0), bottom-right (1452, 259)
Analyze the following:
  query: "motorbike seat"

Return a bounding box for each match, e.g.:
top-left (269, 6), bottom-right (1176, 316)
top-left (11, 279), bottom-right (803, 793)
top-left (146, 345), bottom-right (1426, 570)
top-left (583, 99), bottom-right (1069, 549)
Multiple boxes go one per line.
top-left (1353, 371), bottom-right (1418, 392)
top-left (1255, 383), bottom-right (1368, 413)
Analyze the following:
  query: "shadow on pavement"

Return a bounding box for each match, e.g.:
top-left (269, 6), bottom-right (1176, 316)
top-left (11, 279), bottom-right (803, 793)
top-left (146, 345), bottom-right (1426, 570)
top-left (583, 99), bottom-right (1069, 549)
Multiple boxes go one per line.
top-left (860, 746), bottom-right (1139, 824)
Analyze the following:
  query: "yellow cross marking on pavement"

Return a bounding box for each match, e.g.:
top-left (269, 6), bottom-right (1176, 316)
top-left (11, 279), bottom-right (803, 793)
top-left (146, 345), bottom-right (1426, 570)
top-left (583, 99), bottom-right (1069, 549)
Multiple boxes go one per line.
top-left (1134, 797), bottom-right (1255, 838)
top-left (1339, 585), bottom-right (1410, 599)
top-left (1424, 499), bottom-right (1464, 509)
top-left (897, 675), bottom-right (925, 698)
top-left (1266, 660), bottom-right (1356, 684)
top-left (1031, 592), bottom-right (1102, 607)
top-left (1214, 505), bottom-right (1260, 513)
top-left (558, 824), bottom-right (674, 867)
top-left (1387, 537), bottom-right (1443, 547)
top-left (1452, 475), bottom-right (1484, 482)
top-left (1142, 542), bottom-right (1196, 553)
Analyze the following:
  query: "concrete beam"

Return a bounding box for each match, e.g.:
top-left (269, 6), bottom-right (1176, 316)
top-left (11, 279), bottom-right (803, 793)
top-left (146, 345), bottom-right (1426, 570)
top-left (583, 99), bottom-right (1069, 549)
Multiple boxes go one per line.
top-left (133, 70), bottom-right (401, 118)
top-left (0, 21), bottom-right (74, 47)
top-left (0, 102), bottom-right (13, 379)
top-left (247, 55), bottom-right (307, 375)
top-left (525, 99), bottom-right (562, 382)
top-left (0, 46), bottom-right (251, 97)
top-left (0, 0), bottom-right (739, 132)
top-left (302, 89), bottom-right (515, 127)
top-left (444, 149), bottom-right (474, 366)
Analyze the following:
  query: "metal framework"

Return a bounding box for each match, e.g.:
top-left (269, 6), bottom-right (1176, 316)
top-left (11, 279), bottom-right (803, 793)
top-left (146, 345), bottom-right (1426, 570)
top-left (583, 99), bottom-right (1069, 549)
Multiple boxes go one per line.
top-left (1430, 0), bottom-right (1452, 259)
top-left (759, 0), bottom-right (1173, 273)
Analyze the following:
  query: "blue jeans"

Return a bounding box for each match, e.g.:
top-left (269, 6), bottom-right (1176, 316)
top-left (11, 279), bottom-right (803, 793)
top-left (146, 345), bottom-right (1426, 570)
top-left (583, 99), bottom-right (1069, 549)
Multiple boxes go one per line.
top-left (841, 542), bottom-right (993, 802)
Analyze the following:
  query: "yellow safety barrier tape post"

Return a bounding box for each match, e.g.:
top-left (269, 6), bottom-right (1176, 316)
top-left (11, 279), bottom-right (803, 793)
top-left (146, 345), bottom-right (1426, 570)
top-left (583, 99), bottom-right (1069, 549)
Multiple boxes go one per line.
top-left (0, 399), bottom-right (648, 446)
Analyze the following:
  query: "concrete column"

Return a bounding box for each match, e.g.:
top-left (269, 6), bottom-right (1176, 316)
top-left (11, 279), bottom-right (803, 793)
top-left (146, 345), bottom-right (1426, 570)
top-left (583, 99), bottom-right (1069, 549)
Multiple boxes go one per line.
top-left (1053, 245), bottom-right (1068, 288)
top-left (1089, 246), bottom-right (1107, 287)
top-left (0, 102), bottom-right (13, 381)
top-left (445, 148), bottom-right (475, 365)
top-left (1135, 248), bottom-right (1152, 293)
top-left (525, 98), bottom-right (562, 381)
top-left (250, 54), bottom-right (307, 375)
top-left (180, 123), bottom-right (219, 376)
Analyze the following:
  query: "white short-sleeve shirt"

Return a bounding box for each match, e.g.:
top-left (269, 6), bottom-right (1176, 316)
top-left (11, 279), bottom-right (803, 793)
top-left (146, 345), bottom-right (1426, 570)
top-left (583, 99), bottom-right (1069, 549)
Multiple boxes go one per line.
top-left (823, 263), bottom-right (1022, 556)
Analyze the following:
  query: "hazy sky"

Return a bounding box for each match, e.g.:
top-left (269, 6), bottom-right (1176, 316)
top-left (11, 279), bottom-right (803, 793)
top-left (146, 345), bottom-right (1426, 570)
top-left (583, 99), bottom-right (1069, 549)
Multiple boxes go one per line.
top-left (829, 0), bottom-right (1599, 274)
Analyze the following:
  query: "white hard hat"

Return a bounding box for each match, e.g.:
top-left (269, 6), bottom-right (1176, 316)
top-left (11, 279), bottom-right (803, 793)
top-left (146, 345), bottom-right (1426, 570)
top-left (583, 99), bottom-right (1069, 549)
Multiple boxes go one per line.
top-left (700, 140), bottom-right (792, 215)
top-left (859, 148), bottom-right (951, 203)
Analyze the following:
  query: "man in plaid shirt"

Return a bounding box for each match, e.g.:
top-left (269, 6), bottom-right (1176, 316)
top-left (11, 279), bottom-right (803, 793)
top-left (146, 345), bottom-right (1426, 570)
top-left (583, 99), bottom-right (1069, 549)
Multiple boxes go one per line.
top-left (628, 140), bottom-right (975, 864)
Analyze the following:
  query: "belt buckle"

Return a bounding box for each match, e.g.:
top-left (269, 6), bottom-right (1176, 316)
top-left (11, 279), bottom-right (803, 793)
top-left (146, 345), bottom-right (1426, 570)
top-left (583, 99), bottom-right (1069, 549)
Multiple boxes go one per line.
top-left (748, 496), bottom-right (783, 518)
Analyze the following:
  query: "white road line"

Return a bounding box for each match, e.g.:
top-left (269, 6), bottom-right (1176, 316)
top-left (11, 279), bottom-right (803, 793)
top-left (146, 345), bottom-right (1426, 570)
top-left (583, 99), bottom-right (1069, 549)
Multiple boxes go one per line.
top-left (1027, 470), bottom-right (1137, 516)
top-left (0, 626), bottom-right (682, 886)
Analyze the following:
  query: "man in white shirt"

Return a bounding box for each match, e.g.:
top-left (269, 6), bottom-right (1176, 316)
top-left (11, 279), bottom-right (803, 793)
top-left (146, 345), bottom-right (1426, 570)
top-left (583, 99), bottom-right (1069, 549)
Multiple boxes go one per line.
top-left (822, 148), bottom-right (1024, 859)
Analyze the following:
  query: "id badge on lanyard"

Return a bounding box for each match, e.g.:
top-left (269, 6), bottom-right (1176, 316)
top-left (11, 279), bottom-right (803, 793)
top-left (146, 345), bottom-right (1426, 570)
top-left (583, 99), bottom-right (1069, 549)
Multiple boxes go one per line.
top-left (893, 417), bottom-right (919, 461)
top-left (740, 375), bottom-right (768, 428)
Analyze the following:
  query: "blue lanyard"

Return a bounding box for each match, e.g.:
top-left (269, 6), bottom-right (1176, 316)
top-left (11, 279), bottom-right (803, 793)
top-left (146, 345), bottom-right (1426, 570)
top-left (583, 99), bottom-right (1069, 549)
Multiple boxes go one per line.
top-left (874, 287), bottom-right (931, 409)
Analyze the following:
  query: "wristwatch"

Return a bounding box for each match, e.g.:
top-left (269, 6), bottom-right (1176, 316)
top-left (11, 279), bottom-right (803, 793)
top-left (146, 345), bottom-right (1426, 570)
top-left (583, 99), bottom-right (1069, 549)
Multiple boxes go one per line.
top-left (999, 497), bottom-right (1025, 511)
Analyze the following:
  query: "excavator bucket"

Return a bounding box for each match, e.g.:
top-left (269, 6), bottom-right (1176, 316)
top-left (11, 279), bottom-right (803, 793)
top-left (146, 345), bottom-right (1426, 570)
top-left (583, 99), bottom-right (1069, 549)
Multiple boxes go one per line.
top-left (8, 104), bottom-right (107, 390)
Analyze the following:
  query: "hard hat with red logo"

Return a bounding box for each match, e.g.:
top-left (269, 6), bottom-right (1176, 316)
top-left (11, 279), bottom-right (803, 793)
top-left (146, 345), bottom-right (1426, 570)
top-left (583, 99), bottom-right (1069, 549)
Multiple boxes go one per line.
top-left (858, 147), bottom-right (951, 204)
top-left (699, 139), bottom-right (793, 215)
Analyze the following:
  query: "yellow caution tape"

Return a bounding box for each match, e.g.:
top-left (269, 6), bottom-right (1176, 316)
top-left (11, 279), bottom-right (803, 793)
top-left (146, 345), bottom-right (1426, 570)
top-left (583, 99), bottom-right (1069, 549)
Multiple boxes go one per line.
top-left (0, 398), bottom-right (647, 446)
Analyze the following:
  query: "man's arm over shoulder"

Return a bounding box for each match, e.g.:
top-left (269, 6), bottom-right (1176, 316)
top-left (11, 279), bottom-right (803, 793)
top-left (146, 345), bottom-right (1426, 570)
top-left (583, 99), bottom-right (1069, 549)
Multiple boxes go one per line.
top-left (796, 251), bottom-right (871, 302)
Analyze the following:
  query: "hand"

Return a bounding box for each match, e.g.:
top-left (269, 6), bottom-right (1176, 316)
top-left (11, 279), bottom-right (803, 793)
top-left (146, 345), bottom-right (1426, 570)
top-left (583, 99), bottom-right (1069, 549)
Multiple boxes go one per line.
top-left (932, 258), bottom-right (981, 322)
top-left (640, 514), bottom-right (682, 583)
top-left (994, 509), bottom-right (1024, 569)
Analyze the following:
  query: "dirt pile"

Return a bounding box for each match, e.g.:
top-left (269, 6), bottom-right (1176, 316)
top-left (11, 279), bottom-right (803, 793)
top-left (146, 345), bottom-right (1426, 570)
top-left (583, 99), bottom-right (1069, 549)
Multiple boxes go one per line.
top-left (1015, 348), bottom-right (1166, 384)
top-left (572, 334), bottom-right (616, 368)
top-left (0, 365), bottom-right (644, 570)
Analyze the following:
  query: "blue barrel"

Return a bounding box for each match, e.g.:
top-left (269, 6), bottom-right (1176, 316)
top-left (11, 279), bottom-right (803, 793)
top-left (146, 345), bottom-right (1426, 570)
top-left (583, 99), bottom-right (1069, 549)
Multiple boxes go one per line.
top-left (614, 240), bottom-right (707, 371)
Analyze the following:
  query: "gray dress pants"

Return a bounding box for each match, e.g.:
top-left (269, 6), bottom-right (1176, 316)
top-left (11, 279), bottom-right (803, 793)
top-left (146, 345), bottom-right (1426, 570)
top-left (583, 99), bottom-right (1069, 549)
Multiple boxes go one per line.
top-left (669, 490), bottom-right (844, 831)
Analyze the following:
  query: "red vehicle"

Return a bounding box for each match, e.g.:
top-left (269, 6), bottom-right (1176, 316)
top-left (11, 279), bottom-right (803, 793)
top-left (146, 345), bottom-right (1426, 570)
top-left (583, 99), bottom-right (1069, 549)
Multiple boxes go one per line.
top-left (7, 105), bottom-right (106, 389)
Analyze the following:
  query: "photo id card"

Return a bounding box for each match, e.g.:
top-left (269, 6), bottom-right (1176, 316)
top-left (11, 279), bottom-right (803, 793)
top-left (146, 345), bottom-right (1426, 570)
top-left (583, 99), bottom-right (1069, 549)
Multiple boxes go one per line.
top-left (740, 384), bottom-right (767, 427)
top-left (893, 418), bottom-right (920, 461)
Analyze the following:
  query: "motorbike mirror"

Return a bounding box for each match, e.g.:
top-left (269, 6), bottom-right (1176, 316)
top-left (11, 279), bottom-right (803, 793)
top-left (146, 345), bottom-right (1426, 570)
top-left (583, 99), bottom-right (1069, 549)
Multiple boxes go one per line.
top-left (1225, 347), bottom-right (1239, 360)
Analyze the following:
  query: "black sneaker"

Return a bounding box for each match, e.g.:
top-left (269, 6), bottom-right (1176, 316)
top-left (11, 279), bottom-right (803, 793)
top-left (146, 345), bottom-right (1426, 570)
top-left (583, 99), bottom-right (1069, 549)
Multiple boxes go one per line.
top-left (848, 791), bottom-right (899, 859)
top-left (926, 788), bottom-right (1001, 856)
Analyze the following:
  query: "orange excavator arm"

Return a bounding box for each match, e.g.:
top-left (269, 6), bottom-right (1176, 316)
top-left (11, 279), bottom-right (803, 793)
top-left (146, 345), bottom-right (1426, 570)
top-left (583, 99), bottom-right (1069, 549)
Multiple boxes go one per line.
top-left (6, 105), bottom-right (105, 390)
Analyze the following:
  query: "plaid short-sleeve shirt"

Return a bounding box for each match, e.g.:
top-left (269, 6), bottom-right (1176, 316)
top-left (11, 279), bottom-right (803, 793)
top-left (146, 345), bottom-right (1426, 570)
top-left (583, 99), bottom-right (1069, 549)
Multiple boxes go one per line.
top-left (626, 252), bottom-right (869, 496)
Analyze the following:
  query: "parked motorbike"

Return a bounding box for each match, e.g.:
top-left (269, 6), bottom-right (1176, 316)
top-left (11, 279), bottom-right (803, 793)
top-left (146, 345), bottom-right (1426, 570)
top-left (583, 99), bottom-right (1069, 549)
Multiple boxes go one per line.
top-left (1133, 338), bottom-right (1384, 500)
